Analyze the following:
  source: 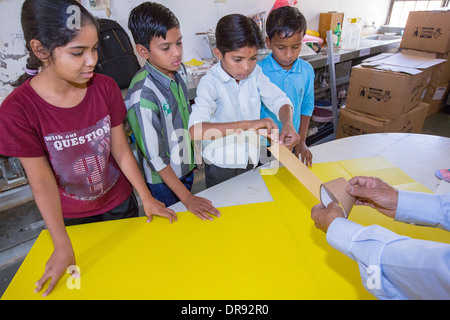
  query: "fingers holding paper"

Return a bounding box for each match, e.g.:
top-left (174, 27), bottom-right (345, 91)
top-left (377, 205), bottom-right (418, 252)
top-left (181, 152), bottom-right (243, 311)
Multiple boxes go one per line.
top-left (311, 202), bottom-right (346, 233)
top-left (249, 117), bottom-right (279, 144)
top-left (347, 176), bottom-right (399, 218)
top-left (278, 123), bottom-right (300, 149)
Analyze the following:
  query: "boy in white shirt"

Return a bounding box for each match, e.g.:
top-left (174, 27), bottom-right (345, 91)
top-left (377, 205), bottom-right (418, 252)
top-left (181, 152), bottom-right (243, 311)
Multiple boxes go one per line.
top-left (189, 14), bottom-right (300, 187)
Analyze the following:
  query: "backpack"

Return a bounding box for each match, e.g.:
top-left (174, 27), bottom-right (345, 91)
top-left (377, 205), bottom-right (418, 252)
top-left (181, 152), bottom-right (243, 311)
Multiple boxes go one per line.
top-left (94, 19), bottom-right (141, 89)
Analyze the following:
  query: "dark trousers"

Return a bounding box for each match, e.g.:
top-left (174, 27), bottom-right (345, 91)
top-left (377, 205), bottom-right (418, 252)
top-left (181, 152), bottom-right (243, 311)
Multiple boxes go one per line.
top-left (64, 192), bottom-right (140, 226)
top-left (204, 162), bottom-right (254, 188)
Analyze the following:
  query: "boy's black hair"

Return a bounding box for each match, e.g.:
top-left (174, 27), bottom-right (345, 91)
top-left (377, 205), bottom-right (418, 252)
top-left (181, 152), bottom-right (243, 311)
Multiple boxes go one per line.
top-left (215, 14), bottom-right (265, 55)
top-left (128, 2), bottom-right (180, 50)
top-left (266, 6), bottom-right (307, 40)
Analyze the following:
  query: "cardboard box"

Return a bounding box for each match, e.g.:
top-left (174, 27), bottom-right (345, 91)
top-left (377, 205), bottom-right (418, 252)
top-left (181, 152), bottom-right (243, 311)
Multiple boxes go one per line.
top-left (429, 52), bottom-right (450, 86)
top-left (336, 102), bottom-right (429, 139)
top-left (400, 10), bottom-right (450, 54)
top-left (424, 82), bottom-right (449, 116)
top-left (319, 12), bottom-right (344, 44)
top-left (346, 50), bottom-right (445, 118)
top-left (423, 81), bottom-right (449, 103)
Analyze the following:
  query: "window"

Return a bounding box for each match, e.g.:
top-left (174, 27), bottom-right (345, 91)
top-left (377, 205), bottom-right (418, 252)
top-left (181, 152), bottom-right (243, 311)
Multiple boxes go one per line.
top-left (388, 0), bottom-right (449, 27)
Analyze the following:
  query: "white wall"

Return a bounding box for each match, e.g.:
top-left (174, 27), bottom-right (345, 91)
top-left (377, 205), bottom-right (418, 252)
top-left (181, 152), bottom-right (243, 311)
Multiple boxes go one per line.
top-left (0, 0), bottom-right (391, 97)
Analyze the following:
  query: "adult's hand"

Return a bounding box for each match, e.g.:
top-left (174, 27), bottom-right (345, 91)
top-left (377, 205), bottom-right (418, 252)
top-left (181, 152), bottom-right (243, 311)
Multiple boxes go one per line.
top-left (347, 176), bottom-right (399, 218)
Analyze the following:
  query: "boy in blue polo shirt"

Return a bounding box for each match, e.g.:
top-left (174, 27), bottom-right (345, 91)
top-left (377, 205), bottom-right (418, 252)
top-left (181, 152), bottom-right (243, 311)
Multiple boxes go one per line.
top-left (259, 6), bottom-right (314, 167)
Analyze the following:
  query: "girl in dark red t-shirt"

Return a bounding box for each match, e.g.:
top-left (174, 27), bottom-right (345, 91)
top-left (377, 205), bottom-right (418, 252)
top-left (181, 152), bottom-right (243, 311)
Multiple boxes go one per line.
top-left (0, 0), bottom-right (177, 297)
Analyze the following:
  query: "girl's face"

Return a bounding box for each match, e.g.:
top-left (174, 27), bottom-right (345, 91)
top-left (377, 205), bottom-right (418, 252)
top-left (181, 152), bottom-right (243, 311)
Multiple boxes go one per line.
top-left (214, 46), bottom-right (259, 82)
top-left (46, 24), bottom-right (99, 85)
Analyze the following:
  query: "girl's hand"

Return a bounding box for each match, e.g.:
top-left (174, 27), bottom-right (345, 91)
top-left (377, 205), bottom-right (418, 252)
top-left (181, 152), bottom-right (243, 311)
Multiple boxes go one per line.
top-left (34, 244), bottom-right (76, 297)
top-left (143, 198), bottom-right (178, 223)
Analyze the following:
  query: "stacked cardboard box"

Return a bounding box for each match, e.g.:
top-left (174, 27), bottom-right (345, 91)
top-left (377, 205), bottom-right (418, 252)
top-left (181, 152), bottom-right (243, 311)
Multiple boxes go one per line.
top-left (338, 102), bottom-right (429, 138)
top-left (337, 11), bottom-right (449, 139)
top-left (400, 10), bottom-right (450, 54)
top-left (400, 10), bottom-right (450, 116)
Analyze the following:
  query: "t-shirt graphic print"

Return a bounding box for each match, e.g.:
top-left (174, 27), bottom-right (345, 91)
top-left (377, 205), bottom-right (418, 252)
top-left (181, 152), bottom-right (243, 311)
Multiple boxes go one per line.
top-left (44, 115), bottom-right (119, 201)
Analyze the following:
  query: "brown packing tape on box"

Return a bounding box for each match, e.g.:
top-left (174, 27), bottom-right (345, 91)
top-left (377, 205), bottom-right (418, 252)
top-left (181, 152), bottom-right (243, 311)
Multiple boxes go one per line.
top-left (268, 143), bottom-right (355, 216)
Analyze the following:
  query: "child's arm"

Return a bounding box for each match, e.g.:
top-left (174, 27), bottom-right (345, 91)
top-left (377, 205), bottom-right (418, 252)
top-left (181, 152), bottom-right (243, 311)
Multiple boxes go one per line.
top-left (158, 166), bottom-right (221, 221)
top-left (294, 115), bottom-right (313, 167)
top-left (19, 156), bottom-right (76, 297)
top-left (189, 72), bottom-right (279, 142)
top-left (278, 104), bottom-right (301, 149)
top-left (110, 124), bottom-right (178, 223)
top-left (256, 67), bottom-right (300, 148)
top-left (189, 117), bottom-right (278, 142)
top-left (294, 63), bottom-right (315, 166)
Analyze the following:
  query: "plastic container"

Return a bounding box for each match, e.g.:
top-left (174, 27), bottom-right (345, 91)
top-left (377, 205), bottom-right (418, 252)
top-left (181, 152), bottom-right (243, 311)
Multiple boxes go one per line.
top-left (312, 107), bottom-right (333, 123)
top-left (334, 23), bottom-right (342, 46)
top-left (342, 18), bottom-right (361, 50)
top-left (312, 100), bottom-right (333, 123)
top-left (314, 100), bottom-right (332, 110)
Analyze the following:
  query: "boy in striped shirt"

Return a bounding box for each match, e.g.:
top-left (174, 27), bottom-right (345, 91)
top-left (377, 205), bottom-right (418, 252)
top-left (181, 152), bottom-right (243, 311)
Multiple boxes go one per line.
top-left (125, 2), bottom-right (219, 221)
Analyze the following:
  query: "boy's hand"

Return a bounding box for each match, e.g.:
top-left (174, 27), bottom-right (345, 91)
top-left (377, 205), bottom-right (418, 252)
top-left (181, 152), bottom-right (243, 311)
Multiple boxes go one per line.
top-left (143, 198), bottom-right (178, 223)
top-left (294, 142), bottom-right (313, 167)
top-left (279, 123), bottom-right (300, 149)
top-left (183, 194), bottom-right (221, 221)
top-left (247, 118), bottom-right (280, 143)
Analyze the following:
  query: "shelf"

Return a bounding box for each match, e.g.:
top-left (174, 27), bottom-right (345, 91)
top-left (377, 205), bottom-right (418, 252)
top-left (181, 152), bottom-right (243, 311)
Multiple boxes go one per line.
top-left (0, 178), bottom-right (29, 194)
top-left (303, 39), bottom-right (401, 69)
top-left (306, 122), bottom-right (334, 146)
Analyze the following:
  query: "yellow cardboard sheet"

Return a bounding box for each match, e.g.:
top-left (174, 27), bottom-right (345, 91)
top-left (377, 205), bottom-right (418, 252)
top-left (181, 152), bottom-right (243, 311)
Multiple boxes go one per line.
top-left (2, 201), bottom-right (323, 300)
top-left (2, 156), bottom-right (448, 300)
top-left (260, 156), bottom-right (449, 300)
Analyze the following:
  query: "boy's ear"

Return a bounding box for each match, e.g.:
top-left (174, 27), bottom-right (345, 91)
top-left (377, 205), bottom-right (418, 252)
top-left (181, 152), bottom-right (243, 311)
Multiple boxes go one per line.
top-left (136, 44), bottom-right (150, 60)
top-left (213, 47), bottom-right (223, 61)
top-left (265, 37), bottom-right (272, 50)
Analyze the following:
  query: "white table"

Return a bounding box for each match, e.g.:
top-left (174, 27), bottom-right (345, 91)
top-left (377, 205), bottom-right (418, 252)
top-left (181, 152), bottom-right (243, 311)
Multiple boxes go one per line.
top-left (170, 133), bottom-right (450, 212)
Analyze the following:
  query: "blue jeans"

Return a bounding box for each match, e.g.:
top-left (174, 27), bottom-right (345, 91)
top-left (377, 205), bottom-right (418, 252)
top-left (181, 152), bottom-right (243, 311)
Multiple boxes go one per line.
top-left (146, 171), bottom-right (194, 207)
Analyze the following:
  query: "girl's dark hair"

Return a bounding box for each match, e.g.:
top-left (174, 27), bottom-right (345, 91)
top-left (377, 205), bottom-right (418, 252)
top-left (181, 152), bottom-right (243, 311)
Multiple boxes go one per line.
top-left (215, 14), bottom-right (265, 55)
top-left (266, 6), bottom-right (307, 40)
top-left (13, 0), bottom-right (99, 87)
top-left (128, 2), bottom-right (180, 51)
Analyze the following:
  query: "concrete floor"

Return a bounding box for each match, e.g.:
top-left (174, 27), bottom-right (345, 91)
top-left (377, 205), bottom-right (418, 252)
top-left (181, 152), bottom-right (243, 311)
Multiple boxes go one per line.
top-left (1, 103), bottom-right (449, 298)
top-left (422, 105), bottom-right (450, 138)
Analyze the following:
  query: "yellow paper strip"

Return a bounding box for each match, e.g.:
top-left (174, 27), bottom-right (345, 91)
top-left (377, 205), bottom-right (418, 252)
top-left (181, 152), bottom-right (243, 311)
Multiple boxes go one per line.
top-left (269, 143), bottom-right (323, 200)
